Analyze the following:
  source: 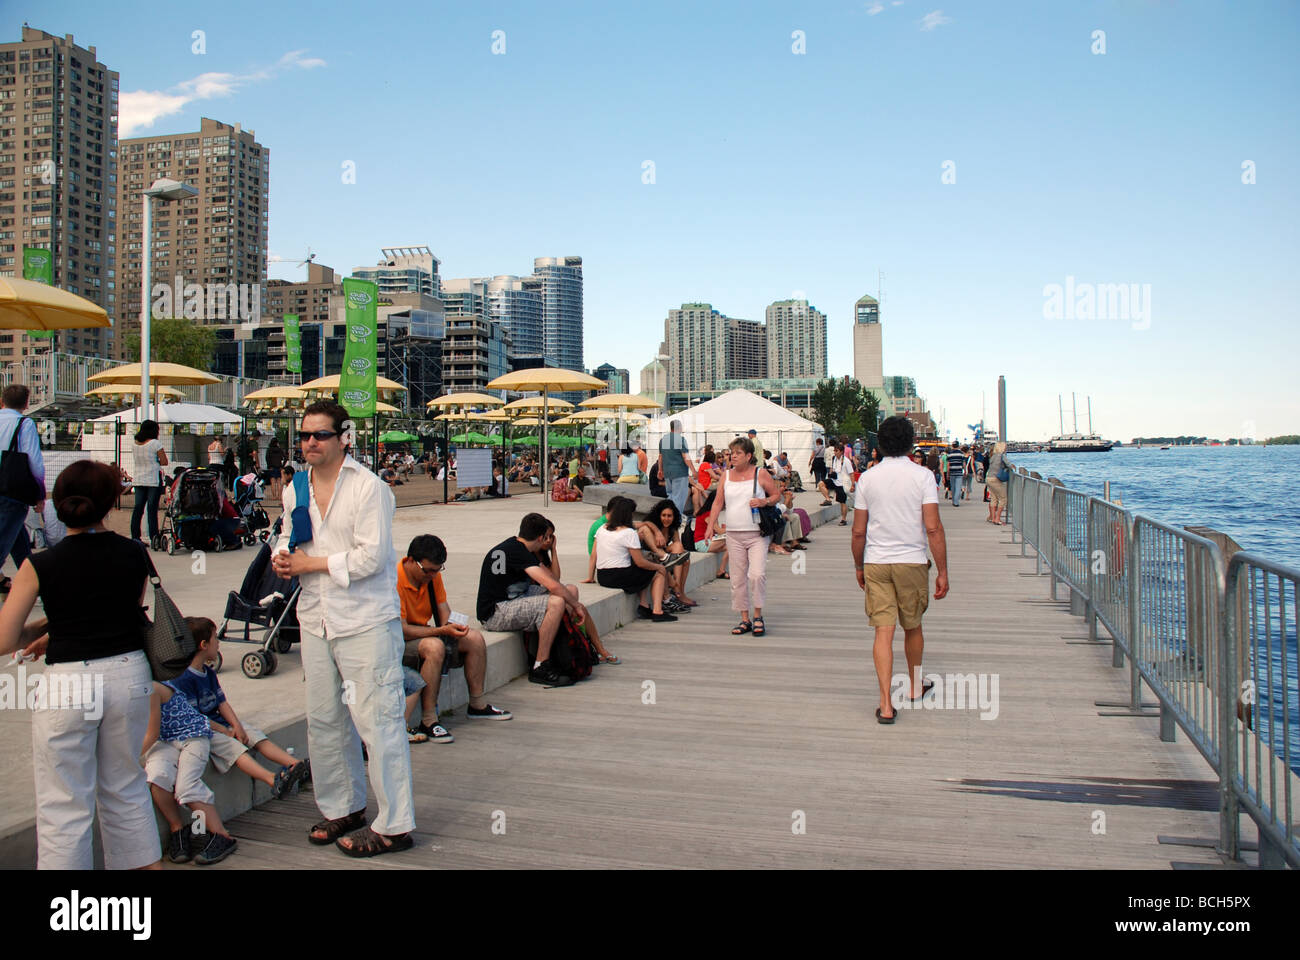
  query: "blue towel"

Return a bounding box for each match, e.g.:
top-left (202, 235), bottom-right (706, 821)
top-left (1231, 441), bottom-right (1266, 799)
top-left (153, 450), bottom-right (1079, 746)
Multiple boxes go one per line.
top-left (287, 468), bottom-right (312, 552)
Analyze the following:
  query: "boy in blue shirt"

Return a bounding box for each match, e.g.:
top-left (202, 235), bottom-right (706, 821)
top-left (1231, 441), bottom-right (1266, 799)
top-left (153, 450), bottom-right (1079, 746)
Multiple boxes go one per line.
top-left (171, 617), bottom-right (310, 800)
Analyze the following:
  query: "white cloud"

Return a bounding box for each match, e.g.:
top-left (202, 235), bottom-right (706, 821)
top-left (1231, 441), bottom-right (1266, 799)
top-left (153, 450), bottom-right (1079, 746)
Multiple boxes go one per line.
top-left (120, 50), bottom-right (326, 137)
top-left (867, 2), bottom-right (885, 13)
top-left (919, 10), bottom-right (952, 30)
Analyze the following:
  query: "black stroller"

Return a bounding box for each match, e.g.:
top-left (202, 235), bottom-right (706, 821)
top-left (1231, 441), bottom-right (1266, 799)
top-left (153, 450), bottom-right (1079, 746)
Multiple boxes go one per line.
top-left (217, 516), bottom-right (301, 678)
top-left (160, 467), bottom-right (229, 555)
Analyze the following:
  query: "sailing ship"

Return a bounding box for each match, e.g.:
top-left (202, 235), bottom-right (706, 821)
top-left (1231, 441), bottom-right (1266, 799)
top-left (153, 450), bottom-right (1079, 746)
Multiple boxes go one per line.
top-left (1048, 394), bottom-right (1113, 452)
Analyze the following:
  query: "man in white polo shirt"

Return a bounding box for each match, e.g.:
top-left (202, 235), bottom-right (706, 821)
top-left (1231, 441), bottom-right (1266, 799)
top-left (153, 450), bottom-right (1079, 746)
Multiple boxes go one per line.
top-left (850, 416), bottom-right (949, 724)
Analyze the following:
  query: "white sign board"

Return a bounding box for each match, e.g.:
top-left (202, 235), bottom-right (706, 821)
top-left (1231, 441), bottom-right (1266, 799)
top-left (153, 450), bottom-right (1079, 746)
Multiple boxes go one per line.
top-left (455, 447), bottom-right (493, 488)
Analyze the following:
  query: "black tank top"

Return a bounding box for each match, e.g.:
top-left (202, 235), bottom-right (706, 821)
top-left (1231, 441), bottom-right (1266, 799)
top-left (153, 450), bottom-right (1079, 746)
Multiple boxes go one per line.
top-left (29, 531), bottom-right (150, 664)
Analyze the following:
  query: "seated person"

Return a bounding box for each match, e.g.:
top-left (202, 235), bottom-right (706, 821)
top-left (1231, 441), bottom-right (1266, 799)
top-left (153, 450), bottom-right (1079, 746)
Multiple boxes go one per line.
top-left (477, 513), bottom-right (588, 687)
top-left (212, 485), bottom-right (242, 548)
top-left (593, 496), bottom-right (676, 622)
top-left (141, 679), bottom-right (238, 865)
top-left (398, 535), bottom-right (512, 744)
top-left (484, 465), bottom-right (508, 497)
top-left (534, 518), bottom-right (619, 664)
top-left (169, 617), bottom-right (310, 798)
top-left (648, 456), bottom-right (667, 499)
top-left (635, 497), bottom-right (695, 610)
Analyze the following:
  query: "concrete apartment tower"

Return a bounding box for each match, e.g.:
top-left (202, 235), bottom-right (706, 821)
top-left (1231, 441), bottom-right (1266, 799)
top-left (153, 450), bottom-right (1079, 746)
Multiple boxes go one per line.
top-left (853, 294), bottom-right (883, 391)
top-left (116, 116), bottom-right (269, 359)
top-left (533, 255), bottom-right (583, 372)
top-left (353, 246), bottom-right (441, 298)
top-left (765, 299), bottom-right (827, 379)
top-left (666, 302), bottom-right (728, 391)
top-left (0, 27), bottom-right (118, 369)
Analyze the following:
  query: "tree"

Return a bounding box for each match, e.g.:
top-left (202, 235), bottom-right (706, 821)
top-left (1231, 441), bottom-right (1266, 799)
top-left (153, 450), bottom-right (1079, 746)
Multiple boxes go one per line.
top-left (123, 317), bottom-right (217, 370)
top-left (812, 377), bottom-right (881, 438)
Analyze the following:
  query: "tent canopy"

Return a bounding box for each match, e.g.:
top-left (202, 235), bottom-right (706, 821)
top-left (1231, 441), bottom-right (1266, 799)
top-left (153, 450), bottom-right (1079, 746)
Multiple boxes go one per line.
top-left (644, 389), bottom-right (824, 475)
top-left (90, 402), bottom-right (243, 424)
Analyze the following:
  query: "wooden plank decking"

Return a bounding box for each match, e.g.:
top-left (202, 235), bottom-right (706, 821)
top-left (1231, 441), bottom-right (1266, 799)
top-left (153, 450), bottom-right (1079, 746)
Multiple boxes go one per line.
top-left (210, 499), bottom-right (1238, 869)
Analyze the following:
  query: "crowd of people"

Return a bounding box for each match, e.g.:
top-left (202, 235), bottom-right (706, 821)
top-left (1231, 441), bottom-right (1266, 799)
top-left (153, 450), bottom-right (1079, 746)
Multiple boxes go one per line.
top-left (0, 377), bottom-right (1006, 867)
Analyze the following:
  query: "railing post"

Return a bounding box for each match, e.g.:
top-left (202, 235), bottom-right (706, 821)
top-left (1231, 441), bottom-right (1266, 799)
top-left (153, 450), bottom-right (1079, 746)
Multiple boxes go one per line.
top-left (1128, 520), bottom-right (1142, 711)
top-left (1219, 560), bottom-right (1240, 861)
top-left (1086, 498), bottom-right (1098, 639)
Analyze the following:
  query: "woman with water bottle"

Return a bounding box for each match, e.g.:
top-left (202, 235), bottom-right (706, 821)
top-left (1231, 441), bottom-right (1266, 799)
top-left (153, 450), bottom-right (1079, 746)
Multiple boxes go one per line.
top-left (700, 436), bottom-right (781, 637)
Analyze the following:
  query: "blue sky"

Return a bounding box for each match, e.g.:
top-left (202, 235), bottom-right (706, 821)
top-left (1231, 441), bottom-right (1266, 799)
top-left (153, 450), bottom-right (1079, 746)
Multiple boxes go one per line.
top-left (14, 0), bottom-right (1299, 440)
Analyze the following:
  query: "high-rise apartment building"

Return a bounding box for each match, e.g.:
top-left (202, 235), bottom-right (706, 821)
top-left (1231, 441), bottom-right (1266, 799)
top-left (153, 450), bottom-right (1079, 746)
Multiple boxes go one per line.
top-left (726, 317), bottom-right (767, 380)
top-left (591, 362), bottom-right (630, 395)
top-left (116, 116), bottom-right (269, 359)
top-left (533, 255), bottom-right (583, 372)
top-left (353, 246), bottom-right (440, 298)
top-left (884, 374), bottom-right (924, 417)
top-left (765, 299), bottom-right (826, 380)
top-left (490, 274), bottom-right (545, 359)
top-left (0, 27), bottom-right (118, 368)
top-left (266, 261), bottom-right (340, 326)
top-left (639, 354), bottom-right (669, 407)
top-left (666, 302), bottom-right (728, 391)
top-left (852, 293), bottom-right (883, 392)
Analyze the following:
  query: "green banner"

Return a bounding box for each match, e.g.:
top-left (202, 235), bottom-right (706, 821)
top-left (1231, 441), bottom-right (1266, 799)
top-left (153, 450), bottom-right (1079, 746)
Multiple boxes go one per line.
top-left (339, 278), bottom-right (378, 418)
top-left (23, 248), bottom-right (56, 338)
top-left (283, 314), bottom-right (302, 373)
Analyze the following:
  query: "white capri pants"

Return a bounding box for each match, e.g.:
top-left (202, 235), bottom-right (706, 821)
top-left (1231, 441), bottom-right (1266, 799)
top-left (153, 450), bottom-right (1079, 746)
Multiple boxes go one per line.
top-left (31, 650), bottom-right (161, 870)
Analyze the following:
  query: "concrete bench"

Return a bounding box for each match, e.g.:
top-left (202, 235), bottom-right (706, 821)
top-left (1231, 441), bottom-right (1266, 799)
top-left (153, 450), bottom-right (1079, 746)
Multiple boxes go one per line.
top-left (580, 483), bottom-right (668, 520)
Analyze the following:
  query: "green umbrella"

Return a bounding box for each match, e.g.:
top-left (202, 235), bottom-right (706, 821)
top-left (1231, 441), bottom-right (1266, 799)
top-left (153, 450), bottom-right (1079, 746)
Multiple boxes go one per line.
top-left (379, 430), bottom-right (419, 443)
top-left (450, 433), bottom-right (473, 443)
top-left (515, 436), bottom-right (540, 446)
top-left (467, 431), bottom-right (495, 445)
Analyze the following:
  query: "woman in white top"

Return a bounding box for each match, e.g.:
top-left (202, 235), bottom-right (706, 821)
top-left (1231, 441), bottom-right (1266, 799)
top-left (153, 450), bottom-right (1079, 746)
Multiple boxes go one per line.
top-left (829, 443), bottom-right (855, 526)
top-left (129, 420), bottom-right (168, 548)
top-left (594, 496), bottom-right (677, 622)
top-left (701, 436), bottom-right (780, 637)
top-left (207, 437), bottom-right (226, 468)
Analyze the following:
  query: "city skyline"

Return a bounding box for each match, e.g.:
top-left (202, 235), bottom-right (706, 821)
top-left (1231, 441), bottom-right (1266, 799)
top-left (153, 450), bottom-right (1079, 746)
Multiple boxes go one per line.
top-left (3, 2), bottom-right (1297, 441)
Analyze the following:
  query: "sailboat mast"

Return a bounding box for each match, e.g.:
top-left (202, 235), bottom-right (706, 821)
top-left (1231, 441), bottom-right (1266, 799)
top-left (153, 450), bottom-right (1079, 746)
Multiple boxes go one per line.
top-left (1058, 396), bottom-right (1064, 436)
top-left (1088, 396), bottom-right (1093, 435)
top-left (1071, 393), bottom-right (1078, 433)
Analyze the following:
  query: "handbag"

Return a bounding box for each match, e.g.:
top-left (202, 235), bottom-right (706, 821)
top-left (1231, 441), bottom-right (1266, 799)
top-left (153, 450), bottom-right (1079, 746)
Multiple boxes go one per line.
top-left (751, 473), bottom-right (784, 539)
top-left (0, 416), bottom-right (42, 506)
top-left (140, 546), bottom-right (197, 680)
top-left (997, 466), bottom-right (1010, 483)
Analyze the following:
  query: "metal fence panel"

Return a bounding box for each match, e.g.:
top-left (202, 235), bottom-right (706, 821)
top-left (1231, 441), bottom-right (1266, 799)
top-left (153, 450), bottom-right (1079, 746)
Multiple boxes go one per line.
top-left (1088, 497), bottom-right (1132, 656)
top-left (1052, 486), bottom-right (1089, 598)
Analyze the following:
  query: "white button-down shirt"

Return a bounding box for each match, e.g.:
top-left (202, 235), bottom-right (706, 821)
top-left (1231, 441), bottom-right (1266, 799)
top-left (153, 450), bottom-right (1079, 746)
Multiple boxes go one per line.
top-left (274, 454), bottom-right (400, 640)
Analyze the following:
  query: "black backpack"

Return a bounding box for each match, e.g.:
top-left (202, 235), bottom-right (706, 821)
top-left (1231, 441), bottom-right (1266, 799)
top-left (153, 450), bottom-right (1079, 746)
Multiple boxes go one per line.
top-left (0, 416), bottom-right (42, 506)
top-left (522, 611), bottom-right (596, 683)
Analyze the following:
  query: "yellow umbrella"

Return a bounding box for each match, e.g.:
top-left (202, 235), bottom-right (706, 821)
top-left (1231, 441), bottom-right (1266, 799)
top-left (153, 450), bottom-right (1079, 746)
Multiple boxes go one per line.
top-left (86, 384), bottom-right (184, 402)
top-left (578, 393), bottom-right (661, 412)
top-left (555, 410), bottom-right (603, 424)
top-left (298, 374), bottom-right (408, 397)
top-left (88, 361), bottom-right (221, 386)
top-left (426, 392), bottom-right (504, 410)
top-left (486, 369), bottom-right (606, 505)
top-left (375, 401), bottom-right (401, 413)
top-left (243, 386), bottom-right (307, 402)
top-left (503, 396), bottom-right (575, 413)
top-left (0, 276), bottom-right (111, 330)
top-left (511, 416), bottom-right (565, 427)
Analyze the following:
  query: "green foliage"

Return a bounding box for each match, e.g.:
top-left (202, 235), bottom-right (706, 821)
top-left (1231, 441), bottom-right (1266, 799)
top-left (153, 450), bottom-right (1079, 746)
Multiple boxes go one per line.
top-left (811, 378), bottom-right (880, 437)
top-left (1265, 435), bottom-right (1300, 445)
top-left (123, 317), bottom-right (217, 370)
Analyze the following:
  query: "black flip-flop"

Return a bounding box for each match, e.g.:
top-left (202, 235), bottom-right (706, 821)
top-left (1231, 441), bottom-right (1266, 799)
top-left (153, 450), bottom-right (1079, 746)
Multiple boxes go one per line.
top-left (876, 707), bottom-right (896, 724)
top-left (909, 680), bottom-right (935, 702)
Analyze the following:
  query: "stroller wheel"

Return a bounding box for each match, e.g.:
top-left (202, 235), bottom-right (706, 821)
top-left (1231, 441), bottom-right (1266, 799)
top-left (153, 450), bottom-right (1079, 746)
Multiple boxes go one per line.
top-left (243, 534), bottom-right (255, 546)
top-left (241, 651), bottom-right (268, 678)
top-left (213, 538), bottom-right (225, 553)
top-left (165, 533), bottom-right (176, 556)
top-left (213, 652), bottom-right (223, 672)
top-left (258, 530), bottom-right (271, 544)
top-left (263, 651), bottom-right (279, 676)
top-left (274, 635), bottom-right (293, 654)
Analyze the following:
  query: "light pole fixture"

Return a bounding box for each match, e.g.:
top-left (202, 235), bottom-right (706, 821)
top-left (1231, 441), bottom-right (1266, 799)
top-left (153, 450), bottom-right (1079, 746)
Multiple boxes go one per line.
top-left (140, 178), bottom-right (197, 419)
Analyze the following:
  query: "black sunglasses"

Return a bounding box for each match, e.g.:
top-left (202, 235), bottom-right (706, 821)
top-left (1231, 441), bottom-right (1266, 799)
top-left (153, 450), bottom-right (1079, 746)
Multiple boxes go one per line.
top-left (298, 429), bottom-right (341, 443)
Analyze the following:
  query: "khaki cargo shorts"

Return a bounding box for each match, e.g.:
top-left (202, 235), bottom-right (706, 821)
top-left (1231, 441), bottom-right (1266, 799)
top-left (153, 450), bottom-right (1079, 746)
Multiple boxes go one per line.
top-left (863, 561), bottom-right (931, 628)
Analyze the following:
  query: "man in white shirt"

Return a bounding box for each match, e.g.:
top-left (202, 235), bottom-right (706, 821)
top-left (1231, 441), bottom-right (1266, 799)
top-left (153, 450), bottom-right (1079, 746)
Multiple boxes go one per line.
top-left (850, 416), bottom-right (949, 724)
top-left (272, 399), bottom-right (415, 858)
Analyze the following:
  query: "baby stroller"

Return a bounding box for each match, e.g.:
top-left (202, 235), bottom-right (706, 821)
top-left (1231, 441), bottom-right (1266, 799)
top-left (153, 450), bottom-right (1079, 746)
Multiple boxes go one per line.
top-left (160, 467), bottom-right (228, 555)
top-left (217, 516), bottom-right (301, 678)
top-left (233, 473), bottom-right (271, 546)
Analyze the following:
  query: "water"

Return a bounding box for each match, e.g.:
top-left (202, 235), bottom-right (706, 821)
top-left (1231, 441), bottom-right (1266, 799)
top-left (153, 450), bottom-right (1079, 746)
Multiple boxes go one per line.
top-left (1009, 445), bottom-right (1300, 569)
top-left (1013, 445), bottom-right (1300, 784)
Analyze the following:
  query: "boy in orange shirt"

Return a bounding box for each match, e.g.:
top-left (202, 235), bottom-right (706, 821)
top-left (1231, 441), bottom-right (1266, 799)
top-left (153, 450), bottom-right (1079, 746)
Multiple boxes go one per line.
top-left (397, 534), bottom-right (512, 743)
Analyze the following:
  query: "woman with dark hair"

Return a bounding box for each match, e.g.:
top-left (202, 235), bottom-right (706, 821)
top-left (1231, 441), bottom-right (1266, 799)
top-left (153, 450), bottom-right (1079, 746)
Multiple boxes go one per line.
top-left (222, 447), bottom-right (236, 490)
top-left (615, 446), bottom-right (640, 484)
top-left (594, 496), bottom-right (676, 621)
top-left (636, 498), bottom-right (696, 611)
top-left (129, 420), bottom-right (168, 548)
top-left (0, 460), bottom-right (161, 870)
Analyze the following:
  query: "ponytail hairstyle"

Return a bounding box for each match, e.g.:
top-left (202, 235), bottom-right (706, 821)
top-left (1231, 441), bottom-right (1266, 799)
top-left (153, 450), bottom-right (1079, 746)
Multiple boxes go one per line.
top-left (52, 460), bottom-right (119, 528)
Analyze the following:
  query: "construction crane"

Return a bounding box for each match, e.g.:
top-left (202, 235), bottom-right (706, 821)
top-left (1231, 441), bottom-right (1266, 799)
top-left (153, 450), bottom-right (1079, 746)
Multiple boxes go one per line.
top-left (266, 248), bottom-right (317, 269)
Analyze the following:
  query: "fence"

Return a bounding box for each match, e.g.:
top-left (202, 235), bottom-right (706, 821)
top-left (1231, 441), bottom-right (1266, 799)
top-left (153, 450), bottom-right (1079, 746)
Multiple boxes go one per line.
top-left (1007, 461), bottom-right (1299, 868)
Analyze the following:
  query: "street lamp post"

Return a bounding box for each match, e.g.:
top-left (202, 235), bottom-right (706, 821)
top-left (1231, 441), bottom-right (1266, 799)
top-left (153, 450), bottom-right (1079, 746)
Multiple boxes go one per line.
top-left (140, 178), bottom-right (197, 420)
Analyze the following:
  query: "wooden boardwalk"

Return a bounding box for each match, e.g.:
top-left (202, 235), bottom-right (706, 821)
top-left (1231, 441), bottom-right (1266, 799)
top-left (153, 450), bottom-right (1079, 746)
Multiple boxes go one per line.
top-left (213, 497), bottom-right (1238, 869)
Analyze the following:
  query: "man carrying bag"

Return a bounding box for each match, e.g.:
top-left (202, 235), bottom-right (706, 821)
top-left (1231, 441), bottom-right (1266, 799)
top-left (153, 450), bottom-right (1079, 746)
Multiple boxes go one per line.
top-left (0, 385), bottom-right (45, 583)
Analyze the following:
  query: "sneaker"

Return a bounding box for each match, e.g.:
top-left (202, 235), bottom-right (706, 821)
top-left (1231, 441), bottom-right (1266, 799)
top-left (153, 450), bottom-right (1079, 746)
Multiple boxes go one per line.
top-left (650, 610), bottom-right (678, 622)
top-left (636, 604), bottom-right (653, 619)
top-left (194, 832), bottom-right (238, 866)
top-left (466, 704), bottom-right (513, 721)
top-left (167, 826), bottom-right (193, 864)
top-left (662, 552), bottom-right (690, 569)
top-left (528, 661), bottom-right (576, 687)
top-left (663, 597), bottom-right (690, 613)
top-left (415, 722), bottom-right (454, 743)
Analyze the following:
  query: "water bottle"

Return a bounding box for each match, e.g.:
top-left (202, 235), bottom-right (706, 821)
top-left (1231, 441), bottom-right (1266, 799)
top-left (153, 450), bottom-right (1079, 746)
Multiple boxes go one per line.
top-left (752, 505), bottom-right (761, 524)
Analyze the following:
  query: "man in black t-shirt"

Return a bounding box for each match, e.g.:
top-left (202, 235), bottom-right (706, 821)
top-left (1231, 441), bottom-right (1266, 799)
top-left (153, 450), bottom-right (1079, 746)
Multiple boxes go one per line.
top-left (476, 512), bottom-right (587, 686)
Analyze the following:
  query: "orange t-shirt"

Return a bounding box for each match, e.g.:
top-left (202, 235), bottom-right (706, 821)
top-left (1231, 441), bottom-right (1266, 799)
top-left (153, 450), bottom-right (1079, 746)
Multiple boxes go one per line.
top-left (396, 559), bottom-right (447, 626)
top-left (636, 448), bottom-right (648, 473)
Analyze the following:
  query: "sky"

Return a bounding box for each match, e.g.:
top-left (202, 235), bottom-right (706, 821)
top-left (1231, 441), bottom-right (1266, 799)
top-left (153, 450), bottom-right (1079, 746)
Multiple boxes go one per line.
top-left (13, 0), bottom-right (1298, 441)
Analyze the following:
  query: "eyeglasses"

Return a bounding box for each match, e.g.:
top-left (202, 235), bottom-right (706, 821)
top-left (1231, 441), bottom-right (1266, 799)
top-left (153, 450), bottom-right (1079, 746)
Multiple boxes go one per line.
top-left (418, 563), bottom-right (443, 576)
top-left (298, 429), bottom-right (340, 443)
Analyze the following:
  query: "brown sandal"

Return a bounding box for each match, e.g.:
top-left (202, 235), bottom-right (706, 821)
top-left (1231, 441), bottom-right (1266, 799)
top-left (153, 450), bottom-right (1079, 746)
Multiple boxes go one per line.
top-left (336, 826), bottom-right (414, 858)
top-left (308, 810), bottom-right (367, 845)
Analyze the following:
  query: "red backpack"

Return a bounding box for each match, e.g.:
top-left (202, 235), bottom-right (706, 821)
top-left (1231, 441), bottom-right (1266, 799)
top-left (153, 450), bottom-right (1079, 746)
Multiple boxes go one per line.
top-left (521, 611), bottom-right (596, 683)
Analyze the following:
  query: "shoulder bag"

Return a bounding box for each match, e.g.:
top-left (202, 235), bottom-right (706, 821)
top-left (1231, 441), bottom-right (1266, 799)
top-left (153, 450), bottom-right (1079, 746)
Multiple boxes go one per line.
top-left (0, 416), bottom-right (42, 506)
top-left (141, 546), bottom-right (197, 680)
top-left (751, 472), bottom-right (784, 539)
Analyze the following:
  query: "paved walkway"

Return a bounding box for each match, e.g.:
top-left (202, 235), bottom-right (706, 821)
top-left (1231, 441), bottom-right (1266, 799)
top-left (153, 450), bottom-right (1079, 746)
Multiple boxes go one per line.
top-left (212, 495), bottom-right (1239, 869)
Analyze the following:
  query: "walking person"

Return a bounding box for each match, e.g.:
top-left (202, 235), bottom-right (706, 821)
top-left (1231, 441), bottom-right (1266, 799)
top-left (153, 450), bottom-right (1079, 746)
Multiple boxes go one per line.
top-left (222, 447), bottom-right (237, 490)
top-left (271, 399), bottom-right (415, 858)
top-left (266, 436), bottom-right (285, 498)
top-left (985, 441), bottom-right (1009, 524)
top-left (810, 438), bottom-right (829, 504)
top-left (962, 444), bottom-right (974, 501)
top-left (829, 442), bottom-right (854, 525)
top-left (946, 441), bottom-right (966, 507)
top-left (0, 385), bottom-right (45, 591)
top-left (658, 419), bottom-right (696, 515)
top-left (701, 436), bottom-right (781, 637)
top-left (851, 417), bottom-right (949, 723)
top-left (129, 419), bottom-right (168, 548)
top-left (0, 460), bottom-right (161, 869)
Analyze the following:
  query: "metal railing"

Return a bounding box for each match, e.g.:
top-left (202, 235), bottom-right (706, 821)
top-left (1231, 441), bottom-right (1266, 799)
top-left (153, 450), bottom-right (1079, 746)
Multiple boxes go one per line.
top-left (1005, 459), bottom-right (1299, 868)
top-left (1224, 554), bottom-right (1300, 868)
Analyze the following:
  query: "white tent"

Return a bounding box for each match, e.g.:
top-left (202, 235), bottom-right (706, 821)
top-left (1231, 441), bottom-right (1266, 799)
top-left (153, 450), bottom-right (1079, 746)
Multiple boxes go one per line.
top-left (81, 403), bottom-right (247, 469)
top-left (644, 389), bottom-right (825, 479)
